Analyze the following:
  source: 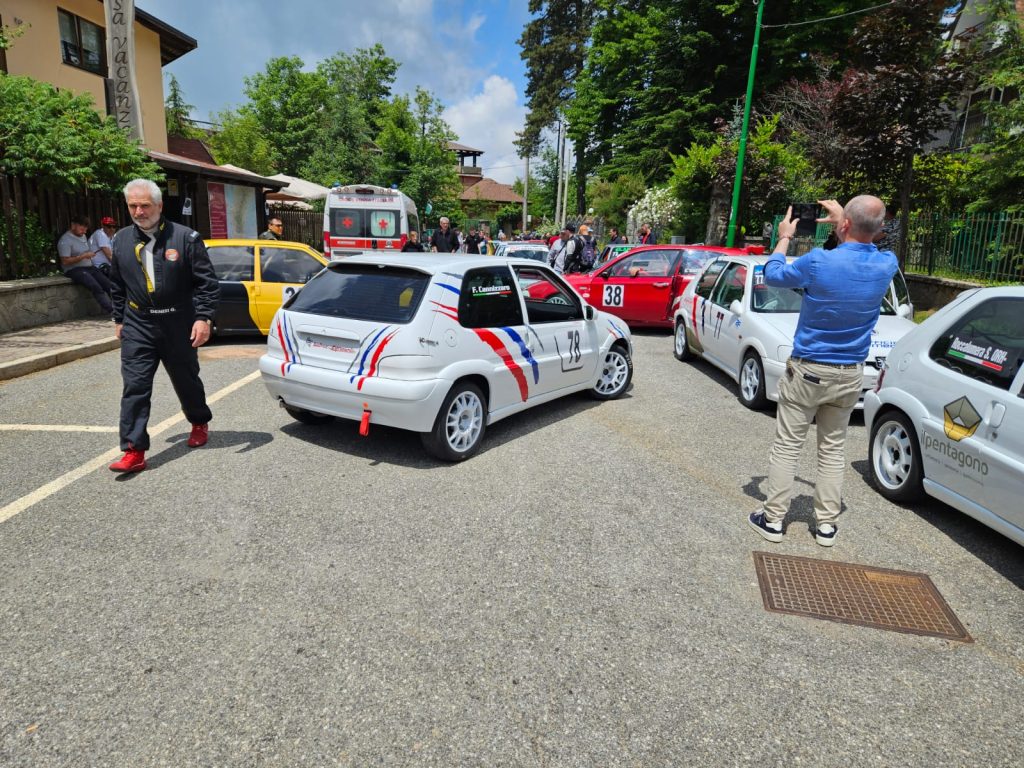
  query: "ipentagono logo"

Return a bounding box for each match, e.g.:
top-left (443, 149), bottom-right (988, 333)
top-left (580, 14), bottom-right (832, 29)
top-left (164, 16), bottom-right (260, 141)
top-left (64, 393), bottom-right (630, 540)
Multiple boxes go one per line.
top-left (943, 396), bottom-right (981, 441)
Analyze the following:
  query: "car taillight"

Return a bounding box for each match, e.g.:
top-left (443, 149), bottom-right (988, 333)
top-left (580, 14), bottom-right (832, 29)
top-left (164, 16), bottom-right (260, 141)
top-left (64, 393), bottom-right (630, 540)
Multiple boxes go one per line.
top-left (874, 366), bottom-right (886, 392)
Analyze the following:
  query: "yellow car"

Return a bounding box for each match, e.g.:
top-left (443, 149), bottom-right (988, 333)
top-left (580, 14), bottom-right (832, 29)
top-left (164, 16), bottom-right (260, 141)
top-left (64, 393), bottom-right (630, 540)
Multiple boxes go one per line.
top-left (206, 239), bottom-right (328, 335)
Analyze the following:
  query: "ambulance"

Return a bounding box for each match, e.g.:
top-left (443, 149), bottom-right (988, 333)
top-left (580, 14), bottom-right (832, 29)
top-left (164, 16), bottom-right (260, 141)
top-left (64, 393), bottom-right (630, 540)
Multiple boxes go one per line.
top-left (322, 184), bottom-right (420, 260)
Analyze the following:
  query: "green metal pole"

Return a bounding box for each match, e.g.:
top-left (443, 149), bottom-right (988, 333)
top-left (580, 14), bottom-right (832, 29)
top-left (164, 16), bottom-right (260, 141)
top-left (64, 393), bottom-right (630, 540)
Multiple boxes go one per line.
top-left (726, 0), bottom-right (766, 248)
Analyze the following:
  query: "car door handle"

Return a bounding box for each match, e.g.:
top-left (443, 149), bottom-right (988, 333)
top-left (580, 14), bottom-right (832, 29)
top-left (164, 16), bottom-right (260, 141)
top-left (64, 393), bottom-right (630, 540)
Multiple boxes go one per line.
top-left (653, 282), bottom-right (670, 288)
top-left (986, 402), bottom-right (1006, 429)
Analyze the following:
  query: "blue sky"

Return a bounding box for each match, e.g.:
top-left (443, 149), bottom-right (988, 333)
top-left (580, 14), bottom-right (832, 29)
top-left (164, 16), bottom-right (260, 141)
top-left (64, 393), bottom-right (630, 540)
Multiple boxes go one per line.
top-left (141, 0), bottom-right (533, 183)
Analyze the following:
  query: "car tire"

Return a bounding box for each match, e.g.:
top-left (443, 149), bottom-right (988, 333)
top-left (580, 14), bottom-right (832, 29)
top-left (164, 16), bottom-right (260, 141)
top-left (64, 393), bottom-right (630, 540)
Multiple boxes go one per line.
top-left (738, 350), bottom-right (769, 410)
top-left (673, 319), bottom-right (692, 361)
top-left (284, 405), bottom-right (334, 425)
top-left (869, 410), bottom-right (924, 502)
top-left (590, 344), bottom-right (633, 400)
top-left (421, 382), bottom-right (488, 462)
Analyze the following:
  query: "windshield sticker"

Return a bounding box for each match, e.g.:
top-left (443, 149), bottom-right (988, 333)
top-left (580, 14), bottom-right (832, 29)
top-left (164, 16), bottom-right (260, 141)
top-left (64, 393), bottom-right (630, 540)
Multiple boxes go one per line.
top-left (472, 285), bottom-right (512, 297)
top-left (753, 266), bottom-right (765, 286)
top-left (947, 337), bottom-right (1008, 372)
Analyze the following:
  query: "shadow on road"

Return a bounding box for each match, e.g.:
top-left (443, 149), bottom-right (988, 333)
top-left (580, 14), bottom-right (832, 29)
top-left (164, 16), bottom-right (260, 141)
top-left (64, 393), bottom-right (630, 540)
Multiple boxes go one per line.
top-left (850, 459), bottom-right (1024, 589)
top-left (742, 474), bottom-right (848, 539)
top-left (278, 390), bottom-right (612, 469)
top-left (114, 429), bottom-right (275, 479)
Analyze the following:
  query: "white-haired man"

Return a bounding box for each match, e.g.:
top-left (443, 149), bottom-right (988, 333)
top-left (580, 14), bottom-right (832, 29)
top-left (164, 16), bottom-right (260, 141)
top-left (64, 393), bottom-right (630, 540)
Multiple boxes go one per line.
top-left (748, 196), bottom-right (898, 547)
top-left (429, 217), bottom-right (458, 253)
top-left (107, 179), bottom-right (220, 473)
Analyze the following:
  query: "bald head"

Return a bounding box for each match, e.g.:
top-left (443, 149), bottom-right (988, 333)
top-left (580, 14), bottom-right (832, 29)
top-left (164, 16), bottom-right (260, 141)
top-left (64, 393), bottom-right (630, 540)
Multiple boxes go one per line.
top-left (843, 195), bottom-right (886, 241)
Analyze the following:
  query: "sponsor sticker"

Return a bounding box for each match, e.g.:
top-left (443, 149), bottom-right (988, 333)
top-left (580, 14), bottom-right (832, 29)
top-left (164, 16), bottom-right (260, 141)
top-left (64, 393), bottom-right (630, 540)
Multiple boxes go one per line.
top-left (947, 336), bottom-right (1007, 372)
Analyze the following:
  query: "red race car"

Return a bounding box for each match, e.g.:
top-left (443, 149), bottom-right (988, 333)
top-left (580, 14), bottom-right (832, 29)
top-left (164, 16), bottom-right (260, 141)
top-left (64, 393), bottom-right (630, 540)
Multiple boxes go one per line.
top-left (563, 244), bottom-right (765, 328)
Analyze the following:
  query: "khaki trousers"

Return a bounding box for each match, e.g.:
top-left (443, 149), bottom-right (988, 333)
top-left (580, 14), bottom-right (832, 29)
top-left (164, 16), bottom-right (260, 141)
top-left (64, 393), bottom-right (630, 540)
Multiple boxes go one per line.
top-left (763, 358), bottom-right (863, 526)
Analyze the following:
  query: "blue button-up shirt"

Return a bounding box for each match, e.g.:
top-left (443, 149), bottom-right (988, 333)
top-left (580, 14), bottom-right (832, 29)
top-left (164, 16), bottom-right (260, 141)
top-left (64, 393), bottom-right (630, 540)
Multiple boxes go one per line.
top-left (764, 242), bottom-right (899, 364)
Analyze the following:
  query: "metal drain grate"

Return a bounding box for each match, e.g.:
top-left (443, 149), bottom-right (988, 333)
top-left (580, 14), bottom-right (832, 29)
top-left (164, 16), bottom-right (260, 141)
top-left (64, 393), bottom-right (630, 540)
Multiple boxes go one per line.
top-left (753, 551), bottom-right (972, 642)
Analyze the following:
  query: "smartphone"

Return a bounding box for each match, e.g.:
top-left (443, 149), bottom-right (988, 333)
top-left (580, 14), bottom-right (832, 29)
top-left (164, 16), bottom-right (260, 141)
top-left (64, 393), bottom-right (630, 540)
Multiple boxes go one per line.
top-left (790, 203), bottom-right (821, 236)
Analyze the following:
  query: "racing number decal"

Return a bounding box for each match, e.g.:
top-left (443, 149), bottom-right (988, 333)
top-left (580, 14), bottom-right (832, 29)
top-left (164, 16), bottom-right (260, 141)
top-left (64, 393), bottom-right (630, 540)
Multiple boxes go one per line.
top-left (603, 284), bottom-right (625, 307)
top-left (558, 329), bottom-right (585, 371)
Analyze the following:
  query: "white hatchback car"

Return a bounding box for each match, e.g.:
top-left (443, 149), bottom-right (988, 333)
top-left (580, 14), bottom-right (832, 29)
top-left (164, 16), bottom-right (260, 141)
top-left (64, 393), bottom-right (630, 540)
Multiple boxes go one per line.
top-left (672, 254), bottom-right (916, 409)
top-left (259, 254), bottom-right (633, 460)
top-left (864, 286), bottom-right (1024, 547)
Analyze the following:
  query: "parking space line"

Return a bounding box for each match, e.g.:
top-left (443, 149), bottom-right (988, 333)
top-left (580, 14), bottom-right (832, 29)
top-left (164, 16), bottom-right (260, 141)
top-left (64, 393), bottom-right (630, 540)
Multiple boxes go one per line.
top-left (0, 425), bottom-right (119, 433)
top-left (0, 370), bottom-right (262, 525)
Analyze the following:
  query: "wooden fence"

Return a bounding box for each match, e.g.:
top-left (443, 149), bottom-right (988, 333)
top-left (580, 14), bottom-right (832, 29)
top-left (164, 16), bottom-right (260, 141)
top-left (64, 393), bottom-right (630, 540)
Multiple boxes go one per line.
top-left (273, 209), bottom-right (324, 251)
top-left (0, 172), bottom-right (127, 280)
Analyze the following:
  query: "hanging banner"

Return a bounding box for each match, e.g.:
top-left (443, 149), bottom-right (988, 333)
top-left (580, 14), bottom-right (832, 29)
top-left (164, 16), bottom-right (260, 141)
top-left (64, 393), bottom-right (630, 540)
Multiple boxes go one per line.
top-left (208, 183), bottom-right (228, 239)
top-left (104, 0), bottom-right (145, 143)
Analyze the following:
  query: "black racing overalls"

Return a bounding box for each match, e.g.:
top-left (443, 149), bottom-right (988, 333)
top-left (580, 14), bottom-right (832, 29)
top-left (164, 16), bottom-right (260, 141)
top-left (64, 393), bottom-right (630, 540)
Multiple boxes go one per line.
top-left (109, 219), bottom-right (220, 451)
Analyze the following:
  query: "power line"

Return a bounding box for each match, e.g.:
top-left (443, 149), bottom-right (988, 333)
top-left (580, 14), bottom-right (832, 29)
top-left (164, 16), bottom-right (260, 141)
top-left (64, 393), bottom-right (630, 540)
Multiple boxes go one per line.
top-left (760, 1), bottom-right (899, 29)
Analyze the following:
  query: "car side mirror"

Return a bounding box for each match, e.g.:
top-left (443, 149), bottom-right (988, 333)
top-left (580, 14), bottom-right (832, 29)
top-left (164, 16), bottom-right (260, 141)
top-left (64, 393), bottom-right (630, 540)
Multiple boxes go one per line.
top-left (584, 304), bottom-right (596, 321)
top-left (729, 299), bottom-right (744, 316)
top-left (897, 303), bottom-right (912, 319)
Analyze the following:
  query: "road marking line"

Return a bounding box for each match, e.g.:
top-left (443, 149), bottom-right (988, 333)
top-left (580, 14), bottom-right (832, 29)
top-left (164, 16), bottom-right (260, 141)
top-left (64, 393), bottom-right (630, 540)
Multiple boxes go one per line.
top-left (0, 425), bottom-right (119, 433)
top-left (0, 370), bottom-right (262, 525)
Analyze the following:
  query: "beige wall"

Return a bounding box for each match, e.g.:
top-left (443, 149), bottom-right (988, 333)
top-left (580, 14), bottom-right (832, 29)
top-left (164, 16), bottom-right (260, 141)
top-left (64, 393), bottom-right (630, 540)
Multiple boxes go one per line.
top-left (0, 0), bottom-right (169, 152)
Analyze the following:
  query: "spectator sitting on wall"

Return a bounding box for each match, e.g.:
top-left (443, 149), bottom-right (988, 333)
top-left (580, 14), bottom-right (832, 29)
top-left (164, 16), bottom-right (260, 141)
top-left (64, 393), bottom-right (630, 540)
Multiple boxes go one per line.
top-left (58, 215), bottom-right (113, 315)
top-left (89, 216), bottom-right (117, 275)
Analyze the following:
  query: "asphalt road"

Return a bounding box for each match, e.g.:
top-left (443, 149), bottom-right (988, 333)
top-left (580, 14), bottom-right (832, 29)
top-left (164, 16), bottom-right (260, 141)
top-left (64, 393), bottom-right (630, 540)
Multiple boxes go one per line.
top-left (1, 332), bottom-right (1021, 767)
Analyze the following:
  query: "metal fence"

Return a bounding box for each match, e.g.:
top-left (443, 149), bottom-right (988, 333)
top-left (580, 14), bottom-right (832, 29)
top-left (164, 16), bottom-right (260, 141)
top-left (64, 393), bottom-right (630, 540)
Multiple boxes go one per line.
top-left (770, 211), bottom-right (1024, 284)
top-left (273, 209), bottom-right (324, 252)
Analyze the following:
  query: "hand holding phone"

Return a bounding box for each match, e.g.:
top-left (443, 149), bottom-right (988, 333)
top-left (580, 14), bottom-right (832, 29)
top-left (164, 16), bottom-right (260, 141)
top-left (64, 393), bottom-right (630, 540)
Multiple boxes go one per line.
top-left (789, 203), bottom-right (821, 236)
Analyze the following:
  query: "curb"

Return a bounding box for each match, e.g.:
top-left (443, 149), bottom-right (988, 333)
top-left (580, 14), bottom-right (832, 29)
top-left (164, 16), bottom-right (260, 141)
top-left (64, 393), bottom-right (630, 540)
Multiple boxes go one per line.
top-left (0, 337), bottom-right (120, 381)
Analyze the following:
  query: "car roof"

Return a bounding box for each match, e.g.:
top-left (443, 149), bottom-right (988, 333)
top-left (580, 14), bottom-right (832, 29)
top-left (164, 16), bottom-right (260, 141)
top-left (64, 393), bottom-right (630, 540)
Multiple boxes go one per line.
top-left (206, 239), bottom-right (327, 261)
top-left (334, 252), bottom-right (545, 274)
top-left (619, 244), bottom-right (766, 256)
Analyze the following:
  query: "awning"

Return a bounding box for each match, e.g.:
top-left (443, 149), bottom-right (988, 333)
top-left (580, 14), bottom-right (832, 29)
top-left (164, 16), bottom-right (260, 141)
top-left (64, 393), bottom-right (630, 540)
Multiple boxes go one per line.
top-left (148, 152), bottom-right (286, 189)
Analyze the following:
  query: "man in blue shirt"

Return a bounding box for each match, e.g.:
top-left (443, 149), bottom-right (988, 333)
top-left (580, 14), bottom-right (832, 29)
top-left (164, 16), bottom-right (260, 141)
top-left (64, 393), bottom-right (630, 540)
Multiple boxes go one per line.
top-left (749, 196), bottom-right (898, 547)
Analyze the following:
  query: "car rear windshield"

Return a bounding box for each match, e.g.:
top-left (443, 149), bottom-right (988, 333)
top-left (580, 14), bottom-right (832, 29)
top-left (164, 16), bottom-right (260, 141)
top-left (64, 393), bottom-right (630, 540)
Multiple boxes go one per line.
top-left (750, 265), bottom-right (896, 314)
top-left (328, 208), bottom-right (400, 238)
top-left (286, 263), bottom-right (429, 324)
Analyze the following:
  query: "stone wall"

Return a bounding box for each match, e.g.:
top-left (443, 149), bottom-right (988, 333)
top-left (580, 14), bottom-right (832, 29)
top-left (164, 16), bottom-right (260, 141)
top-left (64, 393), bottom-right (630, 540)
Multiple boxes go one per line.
top-left (905, 273), bottom-right (982, 312)
top-left (0, 277), bottom-right (107, 334)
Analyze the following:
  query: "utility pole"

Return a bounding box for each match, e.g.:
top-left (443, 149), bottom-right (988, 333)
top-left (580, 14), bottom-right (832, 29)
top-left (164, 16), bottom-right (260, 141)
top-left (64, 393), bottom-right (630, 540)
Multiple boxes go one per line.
top-left (522, 155), bottom-right (530, 233)
top-left (554, 119), bottom-right (565, 229)
top-left (726, 0), bottom-right (766, 247)
top-left (561, 143), bottom-right (571, 229)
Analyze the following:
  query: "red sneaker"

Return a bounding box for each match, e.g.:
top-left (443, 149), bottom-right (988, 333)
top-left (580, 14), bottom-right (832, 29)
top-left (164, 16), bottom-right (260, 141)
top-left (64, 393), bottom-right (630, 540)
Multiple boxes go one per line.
top-left (109, 448), bottom-right (146, 473)
top-left (187, 423), bottom-right (209, 447)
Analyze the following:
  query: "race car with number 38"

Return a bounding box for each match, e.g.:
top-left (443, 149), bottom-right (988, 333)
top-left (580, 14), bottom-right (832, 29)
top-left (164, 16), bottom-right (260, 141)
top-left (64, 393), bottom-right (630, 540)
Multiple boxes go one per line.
top-left (260, 253), bottom-right (633, 461)
top-left (672, 253), bottom-right (916, 409)
top-left (563, 244), bottom-right (767, 329)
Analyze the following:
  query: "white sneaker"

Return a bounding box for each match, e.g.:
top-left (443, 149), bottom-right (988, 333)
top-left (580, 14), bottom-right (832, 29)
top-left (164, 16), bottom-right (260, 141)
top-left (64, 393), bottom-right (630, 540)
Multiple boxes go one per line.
top-left (815, 523), bottom-right (837, 547)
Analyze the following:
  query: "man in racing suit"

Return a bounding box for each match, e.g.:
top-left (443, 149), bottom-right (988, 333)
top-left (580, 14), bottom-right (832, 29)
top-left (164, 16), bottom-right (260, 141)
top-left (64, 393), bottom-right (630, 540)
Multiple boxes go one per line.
top-left (108, 178), bottom-right (220, 473)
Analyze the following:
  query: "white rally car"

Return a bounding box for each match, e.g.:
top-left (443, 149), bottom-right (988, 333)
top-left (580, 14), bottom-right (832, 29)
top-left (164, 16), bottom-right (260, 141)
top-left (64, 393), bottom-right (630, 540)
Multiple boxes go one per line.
top-left (671, 254), bottom-right (916, 409)
top-left (260, 254), bottom-right (633, 460)
top-left (865, 286), bottom-right (1024, 547)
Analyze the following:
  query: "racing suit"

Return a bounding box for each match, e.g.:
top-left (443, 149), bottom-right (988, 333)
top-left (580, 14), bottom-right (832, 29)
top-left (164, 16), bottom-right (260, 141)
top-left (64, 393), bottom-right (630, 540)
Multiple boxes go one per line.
top-left (109, 219), bottom-right (220, 451)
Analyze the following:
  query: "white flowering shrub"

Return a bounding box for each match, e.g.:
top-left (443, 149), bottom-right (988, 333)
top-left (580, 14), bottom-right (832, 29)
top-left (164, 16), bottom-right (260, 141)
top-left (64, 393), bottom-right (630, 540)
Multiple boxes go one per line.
top-left (627, 187), bottom-right (680, 237)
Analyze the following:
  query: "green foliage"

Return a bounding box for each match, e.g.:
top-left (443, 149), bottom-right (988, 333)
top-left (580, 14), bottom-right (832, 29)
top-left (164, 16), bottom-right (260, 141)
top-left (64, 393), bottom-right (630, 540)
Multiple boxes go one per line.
top-left (966, 1), bottom-right (1024, 212)
top-left (392, 88), bottom-right (461, 224)
top-left (669, 115), bottom-right (826, 241)
top-left (0, 20), bottom-right (27, 51)
top-left (242, 56), bottom-right (327, 177)
top-left (588, 173), bottom-right (646, 230)
top-left (0, 210), bottom-right (58, 277)
top-left (207, 107), bottom-right (277, 176)
top-left (0, 73), bottom-right (161, 191)
top-left (911, 152), bottom-right (979, 211)
top-left (164, 74), bottom-right (201, 139)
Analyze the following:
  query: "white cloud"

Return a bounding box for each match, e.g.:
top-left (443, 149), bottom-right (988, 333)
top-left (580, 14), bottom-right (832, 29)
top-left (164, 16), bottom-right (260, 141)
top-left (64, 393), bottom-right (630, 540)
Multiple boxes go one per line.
top-left (444, 75), bottom-right (527, 185)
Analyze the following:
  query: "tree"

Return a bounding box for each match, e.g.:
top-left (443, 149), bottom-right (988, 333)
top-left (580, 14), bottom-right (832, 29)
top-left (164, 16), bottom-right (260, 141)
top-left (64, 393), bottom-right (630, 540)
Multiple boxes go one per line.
top-left (577, 0), bottom-right (861, 186)
top-left (242, 56), bottom-right (326, 176)
top-left (164, 74), bottom-right (200, 139)
top-left (0, 74), bottom-right (160, 190)
top-left (966, 0), bottom-right (1024, 212)
top-left (206, 107), bottom-right (277, 176)
top-left (831, 0), bottom-right (969, 263)
top-left (398, 88), bottom-right (461, 223)
top-left (588, 172), bottom-right (646, 230)
top-left (519, 0), bottom-right (596, 214)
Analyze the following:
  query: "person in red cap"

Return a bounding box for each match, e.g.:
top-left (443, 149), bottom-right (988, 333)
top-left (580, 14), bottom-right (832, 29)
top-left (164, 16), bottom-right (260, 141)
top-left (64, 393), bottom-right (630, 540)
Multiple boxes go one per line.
top-left (89, 216), bottom-right (118, 275)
